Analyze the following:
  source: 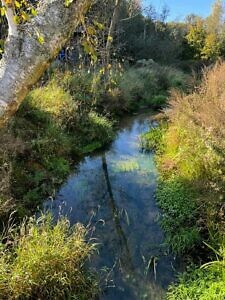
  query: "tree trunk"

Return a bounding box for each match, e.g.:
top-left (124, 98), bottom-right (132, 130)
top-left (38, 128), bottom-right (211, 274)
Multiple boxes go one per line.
top-left (0, 0), bottom-right (93, 126)
top-left (105, 0), bottom-right (121, 65)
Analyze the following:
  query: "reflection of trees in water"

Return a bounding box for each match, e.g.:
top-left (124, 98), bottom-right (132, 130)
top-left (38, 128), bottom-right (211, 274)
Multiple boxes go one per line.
top-left (101, 153), bottom-right (134, 271)
top-left (119, 113), bottom-right (152, 134)
top-left (101, 154), bottom-right (165, 300)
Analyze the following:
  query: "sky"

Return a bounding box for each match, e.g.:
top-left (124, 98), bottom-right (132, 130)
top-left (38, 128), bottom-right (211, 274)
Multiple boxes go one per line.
top-left (142, 0), bottom-right (215, 21)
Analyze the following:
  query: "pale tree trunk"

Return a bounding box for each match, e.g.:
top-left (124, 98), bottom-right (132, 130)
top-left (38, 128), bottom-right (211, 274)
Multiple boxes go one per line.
top-left (0, 0), bottom-right (93, 126)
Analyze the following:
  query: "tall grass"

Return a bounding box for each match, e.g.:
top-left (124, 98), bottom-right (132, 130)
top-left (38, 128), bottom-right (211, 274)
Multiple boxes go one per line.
top-left (0, 214), bottom-right (98, 299)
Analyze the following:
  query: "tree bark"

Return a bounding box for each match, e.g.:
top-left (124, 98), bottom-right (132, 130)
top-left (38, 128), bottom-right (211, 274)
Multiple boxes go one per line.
top-left (0, 0), bottom-right (93, 126)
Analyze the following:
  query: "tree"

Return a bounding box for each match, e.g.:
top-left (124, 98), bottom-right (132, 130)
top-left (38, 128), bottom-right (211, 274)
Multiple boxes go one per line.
top-left (0, 0), bottom-right (93, 126)
top-left (201, 33), bottom-right (221, 59)
top-left (186, 18), bottom-right (206, 59)
top-left (206, 0), bottom-right (224, 35)
top-left (185, 1), bottom-right (225, 61)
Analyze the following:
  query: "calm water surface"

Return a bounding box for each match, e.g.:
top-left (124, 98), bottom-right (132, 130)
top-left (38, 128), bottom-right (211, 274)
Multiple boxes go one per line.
top-left (44, 113), bottom-right (181, 300)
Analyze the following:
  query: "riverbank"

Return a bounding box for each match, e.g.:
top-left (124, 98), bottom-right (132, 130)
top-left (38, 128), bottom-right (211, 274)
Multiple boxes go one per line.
top-left (0, 63), bottom-right (188, 299)
top-left (142, 62), bottom-right (225, 299)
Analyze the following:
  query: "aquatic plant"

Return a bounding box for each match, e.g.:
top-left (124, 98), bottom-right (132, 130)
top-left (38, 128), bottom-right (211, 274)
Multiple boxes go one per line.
top-left (114, 158), bottom-right (140, 172)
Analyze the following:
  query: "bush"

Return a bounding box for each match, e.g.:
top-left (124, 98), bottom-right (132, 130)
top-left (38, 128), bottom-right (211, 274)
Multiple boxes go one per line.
top-left (119, 62), bottom-right (187, 110)
top-left (0, 214), bottom-right (98, 299)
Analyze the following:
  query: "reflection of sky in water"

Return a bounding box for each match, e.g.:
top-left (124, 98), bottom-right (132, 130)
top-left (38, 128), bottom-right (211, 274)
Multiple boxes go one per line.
top-left (44, 113), bottom-right (182, 300)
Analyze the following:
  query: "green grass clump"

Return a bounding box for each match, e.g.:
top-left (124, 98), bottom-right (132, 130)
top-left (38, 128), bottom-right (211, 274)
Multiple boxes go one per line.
top-left (0, 214), bottom-right (98, 299)
top-left (82, 112), bottom-right (114, 148)
top-left (141, 125), bottom-right (166, 152)
top-left (167, 241), bottom-right (225, 300)
top-left (157, 179), bottom-right (200, 253)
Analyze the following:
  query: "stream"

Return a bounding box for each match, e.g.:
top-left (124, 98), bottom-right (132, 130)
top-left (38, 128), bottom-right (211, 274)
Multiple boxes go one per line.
top-left (44, 112), bottom-right (182, 300)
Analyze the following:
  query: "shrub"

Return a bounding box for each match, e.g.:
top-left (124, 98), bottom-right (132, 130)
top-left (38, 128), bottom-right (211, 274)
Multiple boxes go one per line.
top-left (0, 214), bottom-right (98, 299)
top-left (119, 62), bottom-right (187, 110)
top-left (150, 94), bottom-right (168, 108)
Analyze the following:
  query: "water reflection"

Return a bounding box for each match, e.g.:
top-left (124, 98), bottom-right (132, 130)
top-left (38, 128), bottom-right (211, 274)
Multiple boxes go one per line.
top-left (44, 113), bottom-right (181, 300)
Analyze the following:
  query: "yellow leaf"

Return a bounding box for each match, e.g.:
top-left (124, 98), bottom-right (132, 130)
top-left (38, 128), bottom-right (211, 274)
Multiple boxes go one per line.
top-left (31, 9), bottom-right (37, 16)
top-left (107, 36), bottom-right (113, 42)
top-left (38, 35), bottom-right (45, 44)
top-left (14, 1), bottom-right (21, 8)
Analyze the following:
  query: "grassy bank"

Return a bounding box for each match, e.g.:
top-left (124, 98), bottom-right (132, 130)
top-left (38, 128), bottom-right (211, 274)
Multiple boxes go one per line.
top-left (0, 71), bottom-right (115, 219)
top-left (142, 62), bottom-right (225, 298)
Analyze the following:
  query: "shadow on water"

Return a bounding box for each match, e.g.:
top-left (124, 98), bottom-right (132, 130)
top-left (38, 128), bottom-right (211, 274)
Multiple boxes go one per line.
top-left (44, 112), bottom-right (182, 300)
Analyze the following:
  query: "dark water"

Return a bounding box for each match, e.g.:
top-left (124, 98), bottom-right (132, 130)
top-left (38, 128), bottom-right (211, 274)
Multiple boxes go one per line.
top-left (44, 113), bottom-right (181, 300)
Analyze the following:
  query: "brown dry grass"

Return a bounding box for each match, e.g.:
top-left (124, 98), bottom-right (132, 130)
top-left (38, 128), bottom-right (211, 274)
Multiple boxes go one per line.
top-left (168, 62), bottom-right (225, 152)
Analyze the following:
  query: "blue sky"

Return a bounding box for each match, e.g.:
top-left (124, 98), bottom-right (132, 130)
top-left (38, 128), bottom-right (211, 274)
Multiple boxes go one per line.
top-left (142, 0), bottom-right (215, 21)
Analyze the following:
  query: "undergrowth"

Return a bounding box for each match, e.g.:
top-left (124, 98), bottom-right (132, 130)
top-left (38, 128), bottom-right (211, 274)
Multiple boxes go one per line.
top-left (168, 239), bottom-right (225, 299)
top-left (119, 60), bottom-right (188, 110)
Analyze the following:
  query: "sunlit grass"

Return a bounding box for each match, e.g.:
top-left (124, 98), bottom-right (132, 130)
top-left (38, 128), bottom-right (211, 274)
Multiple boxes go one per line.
top-left (0, 214), bottom-right (98, 299)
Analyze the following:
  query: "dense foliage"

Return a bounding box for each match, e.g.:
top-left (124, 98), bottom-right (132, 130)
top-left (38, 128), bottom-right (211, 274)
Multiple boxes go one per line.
top-left (142, 62), bottom-right (225, 298)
